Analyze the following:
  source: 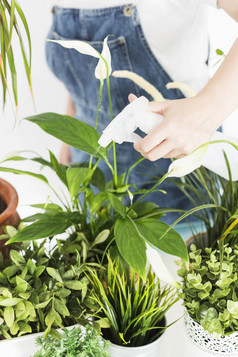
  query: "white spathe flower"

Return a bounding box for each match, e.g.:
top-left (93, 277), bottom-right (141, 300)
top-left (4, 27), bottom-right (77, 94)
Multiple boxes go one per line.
top-left (95, 36), bottom-right (112, 81)
top-left (48, 36), bottom-right (111, 81)
top-left (48, 39), bottom-right (100, 58)
top-left (168, 145), bottom-right (208, 178)
top-left (146, 243), bottom-right (179, 288)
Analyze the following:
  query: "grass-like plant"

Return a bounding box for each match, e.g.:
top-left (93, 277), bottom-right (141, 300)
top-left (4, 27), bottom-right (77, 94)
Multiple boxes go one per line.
top-left (177, 243), bottom-right (238, 336)
top-left (31, 325), bottom-right (110, 357)
top-left (0, 0), bottom-right (32, 114)
top-left (86, 254), bottom-right (178, 347)
top-left (172, 162), bottom-right (238, 249)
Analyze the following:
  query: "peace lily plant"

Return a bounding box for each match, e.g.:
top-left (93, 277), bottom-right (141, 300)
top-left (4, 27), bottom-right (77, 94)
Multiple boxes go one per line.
top-left (0, 35), bottom-right (194, 278)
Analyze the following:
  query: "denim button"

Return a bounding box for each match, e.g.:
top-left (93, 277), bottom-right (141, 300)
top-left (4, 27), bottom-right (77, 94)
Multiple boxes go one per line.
top-left (123, 5), bottom-right (133, 17)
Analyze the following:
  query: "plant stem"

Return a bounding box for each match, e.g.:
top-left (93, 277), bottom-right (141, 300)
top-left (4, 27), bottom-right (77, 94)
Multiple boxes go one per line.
top-left (129, 172), bottom-right (170, 212)
top-left (89, 79), bottom-right (104, 169)
top-left (106, 71), bottom-right (118, 188)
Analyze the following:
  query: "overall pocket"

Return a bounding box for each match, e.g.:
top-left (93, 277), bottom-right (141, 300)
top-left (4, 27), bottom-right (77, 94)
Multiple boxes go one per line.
top-left (45, 30), bottom-right (140, 129)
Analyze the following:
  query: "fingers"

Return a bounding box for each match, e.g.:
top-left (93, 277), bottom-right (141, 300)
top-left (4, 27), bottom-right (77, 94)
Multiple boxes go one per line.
top-left (134, 119), bottom-right (169, 154)
top-left (146, 100), bottom-right (168, 114)
top-left (128, 93), bottom-right (137, 102)
top-left (134, 138), bottom-right (176, 161)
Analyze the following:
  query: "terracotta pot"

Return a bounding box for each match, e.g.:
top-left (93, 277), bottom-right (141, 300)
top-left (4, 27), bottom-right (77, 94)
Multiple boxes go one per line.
top-left (0, 178), bottom-right (20, 253)
top-left (185, 232), bottom-right (208, 252)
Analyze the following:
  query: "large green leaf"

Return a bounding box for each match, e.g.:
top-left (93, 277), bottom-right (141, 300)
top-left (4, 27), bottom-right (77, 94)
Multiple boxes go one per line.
top-left (107, 193), bottom-right (127, 216)
top-left (136, 218), bottom-right (188, 261)
top-left (25, 113), bottom-right (108, 160)
top-left (114, 217), bottom-right (146, 279)
top-left (66, 167), bottom-right (91, 200)
top-left (7, 212), bottom-right (81, 244)
top-left (0, 167), bottom-right (48, 184)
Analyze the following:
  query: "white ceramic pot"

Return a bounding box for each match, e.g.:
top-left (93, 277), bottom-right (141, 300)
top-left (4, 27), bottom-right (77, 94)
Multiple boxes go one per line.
top-left (0, 331), bottom-right (42, 357)
top-left (107, 334), bottom-right (164, 357)
top-left (0, 324), bottom-right (78, 357)
top-left (184, 310), bottom-right (238, 357)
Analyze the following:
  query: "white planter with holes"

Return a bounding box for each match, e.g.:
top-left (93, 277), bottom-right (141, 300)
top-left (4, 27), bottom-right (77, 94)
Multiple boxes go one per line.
top-left (184, 311), bottom-right (238, 357)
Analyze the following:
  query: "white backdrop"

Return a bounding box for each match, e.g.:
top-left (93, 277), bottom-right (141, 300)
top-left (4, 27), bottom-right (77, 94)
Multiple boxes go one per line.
top-left (0, 1), bottom-right (238, 217)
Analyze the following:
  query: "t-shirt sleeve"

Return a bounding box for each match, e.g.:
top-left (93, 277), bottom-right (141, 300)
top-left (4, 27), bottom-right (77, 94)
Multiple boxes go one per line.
top-left (200, 0), bottom-right (218, 8)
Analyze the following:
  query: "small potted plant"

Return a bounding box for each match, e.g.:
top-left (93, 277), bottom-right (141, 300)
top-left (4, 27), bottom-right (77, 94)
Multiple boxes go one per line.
top-left (175, 165), bottom-right (238, 356)
top-left (86, 254), bottom-right (178, 357)
top-left (31, 325), bottom-right (110, 357)
top-left (177, 240), bottom-right (238, 356)
top-left (0, 225), bottom-right (108, 356)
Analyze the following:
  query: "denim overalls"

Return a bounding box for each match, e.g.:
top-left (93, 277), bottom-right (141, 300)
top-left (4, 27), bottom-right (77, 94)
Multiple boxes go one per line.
top-left (45, 4), bottom-right (202, 224)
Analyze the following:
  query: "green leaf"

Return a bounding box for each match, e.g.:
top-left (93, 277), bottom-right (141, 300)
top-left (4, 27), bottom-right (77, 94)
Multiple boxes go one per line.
top-left (10, 250), bottom-right (25, 265)
top-left (45, 308), bottom-right (56, 327)
top-left (227, 300), bottom-right (238, 318)
top-left (54, 299), bottom-right (70, 317)
top-left (35, 299), bottom-right (52, 309)
top-left (0, 298), bottom-right (22, 306)
top-left (25, 113), bottom-right (108, 160)
top-left (18, 322), bottom-right (32, 336)
top-left (66, 167), bottom-right (91, 199)
top-left (26, 258), bottom-right (36, 275)
top-left (49, 150), bottom-right (67, 185)
top-left (136, 218), bottom-right (188, 261)
top-left (0, 166), bottom-right (48, 184)
top-left (93, 229), bottom-right (110, 245)
top-left (4, 306), bottom-right (14, 327)
top-left (114, 217), bottom-right (146, 279)
top-left (91, 167), bottom-right (106, 191)
top-left (107, 193), bottom-right (127, 216)
top-left (10, 321), bottom-right (19, 335)
top-left (3, 265), bottom-right (19, 278)
top-left (97, 317), bottom-right (111, 328)
top-left (7, 212), bottom-right (81, 243)
top-left (64, 280), bottom-right (84, 290)
top-left (90, 192), bottom-right (108, 214)
top-left (47, 268), bottom-right (63, 284)
top-left (34, 266), bottom-right (46, 278)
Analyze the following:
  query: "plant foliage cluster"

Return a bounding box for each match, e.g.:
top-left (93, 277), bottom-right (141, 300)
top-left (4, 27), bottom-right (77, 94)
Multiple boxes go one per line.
top-left (0, 226), bottom-right (107, 340)
top-left (175, 166), bottom-right (238, 248)
top-left (87, 254), bottom-right (178, 347)
top-left (0, 0), bottom-right (32, 113)
top-left (178, 243), bottom-right (238, 336)
top-left (31, 325), bottom-right (110, 357)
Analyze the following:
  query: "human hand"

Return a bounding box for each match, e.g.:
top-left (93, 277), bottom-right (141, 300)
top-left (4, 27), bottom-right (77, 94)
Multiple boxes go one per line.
top-left (129, 93), bottom-right (223, 161)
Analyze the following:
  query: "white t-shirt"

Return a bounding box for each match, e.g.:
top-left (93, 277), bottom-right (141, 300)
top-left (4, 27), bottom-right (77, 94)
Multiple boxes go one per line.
top-left (52, 0), bottom-right (219, 93)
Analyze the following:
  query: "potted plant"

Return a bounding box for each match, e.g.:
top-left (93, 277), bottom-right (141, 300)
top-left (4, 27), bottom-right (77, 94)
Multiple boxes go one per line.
top-left (175, 165), bottom-right (238, 356)
top-left (177, 240), bottom-right (238, 356)
top-left (86, 253), bottom-right (178, 357)
top-left (30, 325), bottom-right (110, 357)
top-left (0, 178), bottom-right (20, 256)
top-left (0, 224), bottom-right (109, 356)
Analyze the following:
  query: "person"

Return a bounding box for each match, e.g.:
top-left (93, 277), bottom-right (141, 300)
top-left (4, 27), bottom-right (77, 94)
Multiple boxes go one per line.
top-left (46, 0), bottom-right (238, 224)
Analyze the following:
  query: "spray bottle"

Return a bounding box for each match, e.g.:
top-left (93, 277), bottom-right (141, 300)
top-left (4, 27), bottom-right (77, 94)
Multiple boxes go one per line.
top-left (98, 96), bottom-right (238, 181)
